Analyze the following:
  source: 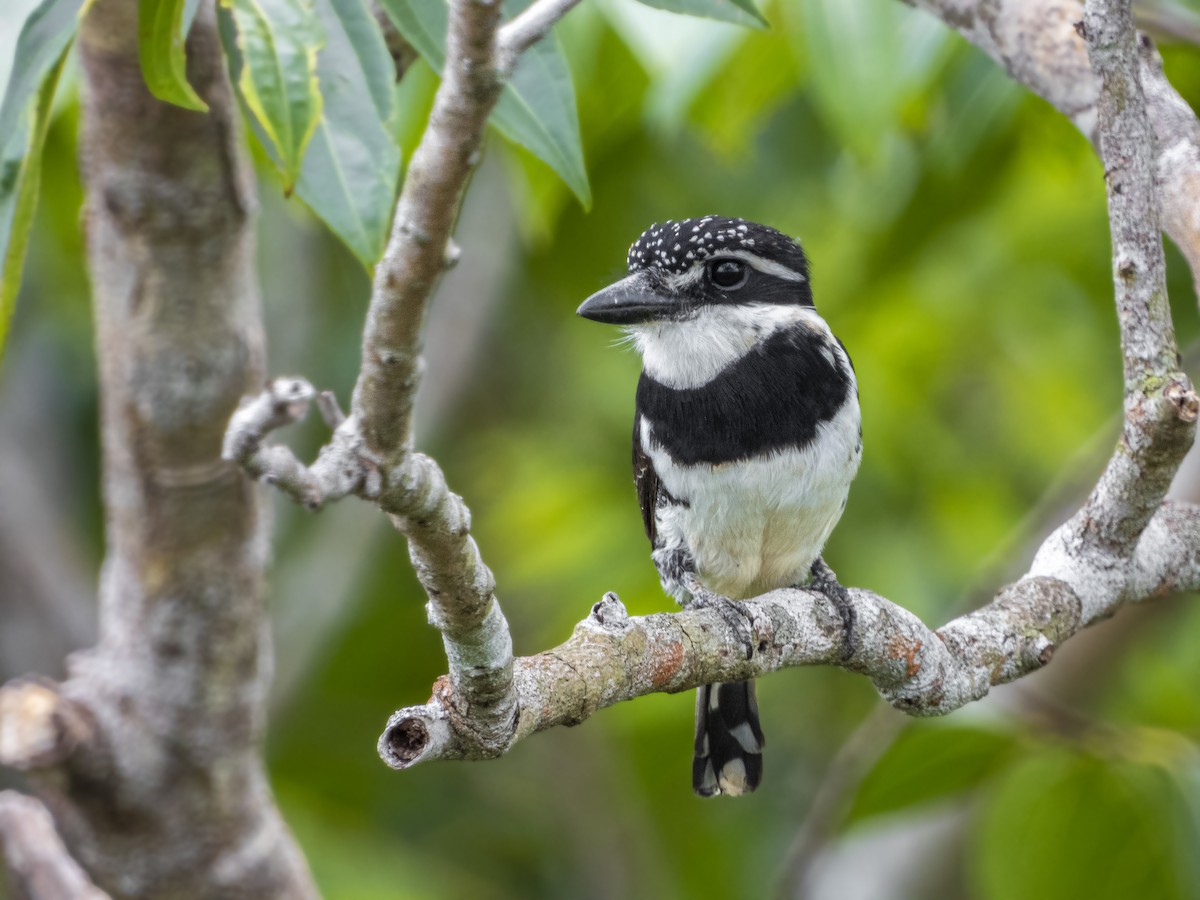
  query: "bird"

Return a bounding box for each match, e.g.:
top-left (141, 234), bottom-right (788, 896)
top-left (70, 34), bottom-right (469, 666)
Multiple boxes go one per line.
top-left (577, 216), bottom-right (862, 797)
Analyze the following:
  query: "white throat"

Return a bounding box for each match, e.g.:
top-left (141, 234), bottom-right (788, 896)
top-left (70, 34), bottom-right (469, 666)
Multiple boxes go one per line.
top-left (628, 304), bottom-right (831, 389)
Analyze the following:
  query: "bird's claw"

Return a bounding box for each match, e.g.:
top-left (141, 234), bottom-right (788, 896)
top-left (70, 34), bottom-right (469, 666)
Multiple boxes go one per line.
top-left (682, 574), bottom-right (756, 661)
top-left (808, 557), bottom-right (856, 661)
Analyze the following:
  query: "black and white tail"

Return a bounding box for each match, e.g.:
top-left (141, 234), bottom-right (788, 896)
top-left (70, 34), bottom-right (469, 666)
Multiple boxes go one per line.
top-left (693, 680), bottom-right (765, 797)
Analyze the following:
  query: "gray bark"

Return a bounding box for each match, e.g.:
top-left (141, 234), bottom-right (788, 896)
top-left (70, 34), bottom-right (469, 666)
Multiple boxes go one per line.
top-left (0, 792), bottom-right (109, 900)
top-left (0, 2), bottom-right (316, 896)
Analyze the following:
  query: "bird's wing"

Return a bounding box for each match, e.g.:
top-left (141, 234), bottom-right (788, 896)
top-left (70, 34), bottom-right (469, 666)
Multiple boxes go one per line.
top-left (632, 416), bottom-right (659, 545)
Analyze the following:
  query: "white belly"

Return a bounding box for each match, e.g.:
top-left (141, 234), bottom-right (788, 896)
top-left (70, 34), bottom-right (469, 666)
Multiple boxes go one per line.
top-left (647, 396), bottom-right (861, 600)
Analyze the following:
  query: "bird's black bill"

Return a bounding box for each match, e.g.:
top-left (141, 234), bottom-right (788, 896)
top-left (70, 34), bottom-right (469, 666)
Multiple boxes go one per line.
top-left (577, 273), bottom-right (677, 325)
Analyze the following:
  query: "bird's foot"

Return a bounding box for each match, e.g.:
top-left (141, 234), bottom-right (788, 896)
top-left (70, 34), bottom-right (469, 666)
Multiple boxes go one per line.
top-left (807, 557), bottom-right (856, 661)
top-left (682, 573), bottom-right (755, 661)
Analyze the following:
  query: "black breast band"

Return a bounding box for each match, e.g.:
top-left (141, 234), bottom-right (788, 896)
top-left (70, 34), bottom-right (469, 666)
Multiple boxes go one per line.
top-left (635, 329), bottom-right (852, 466)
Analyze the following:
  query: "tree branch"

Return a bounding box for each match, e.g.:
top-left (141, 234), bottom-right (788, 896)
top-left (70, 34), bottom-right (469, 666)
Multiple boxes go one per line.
top-left (223, 376), bottom-right (379, 508)
top-left (907, 0), bottom-right (1200, 295)
top-left (224, 0), bottom-right (585, 768)
top-left (0, 793), bottom-right (110, 900)
top-left (379, 499), bottom-right (1200, 767)
top-left (354, 0), bottom-right (504, 458)
top-left (496, 0), bottom-right (584, 73)
top-left (1028, 0), bottom-right (1196, 616)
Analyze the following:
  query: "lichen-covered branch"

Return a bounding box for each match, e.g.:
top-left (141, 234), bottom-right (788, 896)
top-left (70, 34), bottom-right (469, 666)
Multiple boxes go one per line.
top-left (907, 0), bottom-right (1200, 295)
top-left (0, 1), bottom-right (316, 896)
top-left (1029, 0), bottom-right (1197, 616)
top-left (0, 792), bottom-right (111, 900)
top-left (223, 377), bottom-right (379, 508)
top-left (378, 501), bottom-right (1200, 767)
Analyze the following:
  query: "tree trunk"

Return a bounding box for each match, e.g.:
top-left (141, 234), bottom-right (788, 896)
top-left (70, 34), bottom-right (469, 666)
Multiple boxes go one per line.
top-left (2, 1), bottom-right (319, 895)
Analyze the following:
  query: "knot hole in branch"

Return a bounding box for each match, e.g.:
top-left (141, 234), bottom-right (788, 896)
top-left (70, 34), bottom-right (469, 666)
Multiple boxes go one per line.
top-left (1166, 379), bottom-right (1200, 423)
top-left (1116, 253), bottom-right (1139, 281)
top-left (590, 592), bottom-right (629, 629)
top-left (385, 718), bottom-right (430, 766)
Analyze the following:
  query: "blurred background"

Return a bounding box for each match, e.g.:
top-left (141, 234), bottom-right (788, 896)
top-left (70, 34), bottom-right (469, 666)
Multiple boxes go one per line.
top-left (5, 0), bottom-right (1200, 897)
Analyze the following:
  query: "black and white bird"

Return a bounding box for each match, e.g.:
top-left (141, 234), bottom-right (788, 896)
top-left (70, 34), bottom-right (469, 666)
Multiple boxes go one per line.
top-left (577, 216), bottom-right (862, 797)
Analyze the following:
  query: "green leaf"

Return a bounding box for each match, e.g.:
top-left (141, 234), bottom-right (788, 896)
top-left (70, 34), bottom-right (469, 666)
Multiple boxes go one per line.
top-left (498, 17), bottom-right (590, 208)
top-left (301, 0), bottom-right (399, 265)
top-left (0, 0), bottom-right (84, 155)
top-left (221, 0), bottom-right (400, 265)
top-left (845, 723), bottom-right (1019, 824)
top-left (0, 46), bottom-right (68, 364)
top-left (325, 0), bottom-right (394, 125)
top-left (973, 750), bottom-right (1199, 900)
top-left (138, 0), bottom-right (210, 111)
top-left (375, 0), bottom-right (439, 63)
top-left (377, 0), bottom-right (590, 207)
top-left (222, 0), bottom-right (325, 193)
top-left (632, 0), bottom-right (767, 29)
top-left (392, 57), bottom-right (438, 162)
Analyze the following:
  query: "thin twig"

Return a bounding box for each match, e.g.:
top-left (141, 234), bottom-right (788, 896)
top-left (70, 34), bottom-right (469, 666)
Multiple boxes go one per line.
top-left (496, 0), bottom-right (584, 73)
top-left (0, 792), bottom-right (111, 900)
top-left (773, 705), bottom-right (907, 900)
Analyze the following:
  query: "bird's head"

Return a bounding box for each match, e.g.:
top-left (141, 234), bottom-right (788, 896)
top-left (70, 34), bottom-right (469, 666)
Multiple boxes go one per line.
top-left (576, 216), bottom-right (813, 326)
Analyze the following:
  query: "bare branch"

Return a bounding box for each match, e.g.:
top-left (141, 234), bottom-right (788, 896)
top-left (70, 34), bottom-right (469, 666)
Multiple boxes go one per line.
top-left (379, 500), bottom-right (1200, 767)
top-left (224, 0), bottom-right (585, 764)
top-left (354, 0), bottom-right (504, 459)
top-left (0, 793), bottom-right (110, 900)
top-left (1029, 0), bottom-right (1198, 616)
top-left (349, 0), bottom-right (579, 455)
top-left (223, 377), bottom-right (379, 508)
top-left (496, 0), bottom-right (584, 73)
top-left (225, 377), bottom-right (519, 745)
top-left (907, 0), bottom-right (1200, 295)
top-left (224, 377), bottom-right (323, 506)
top-left (381, 453), bottom-right (517, 749)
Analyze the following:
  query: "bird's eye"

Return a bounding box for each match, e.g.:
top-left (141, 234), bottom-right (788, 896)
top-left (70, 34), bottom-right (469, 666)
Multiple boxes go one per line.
top-left (709, 259), bottom-right (748, 290)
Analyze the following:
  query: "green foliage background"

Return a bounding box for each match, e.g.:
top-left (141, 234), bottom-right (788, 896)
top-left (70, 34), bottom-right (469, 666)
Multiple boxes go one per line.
top-left (5, 0), bottom-right (1200, 896)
